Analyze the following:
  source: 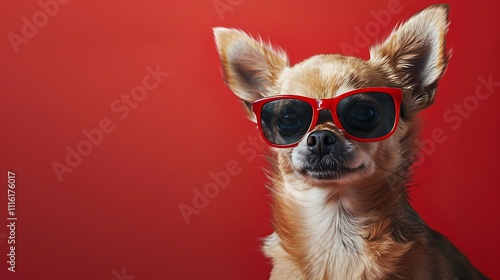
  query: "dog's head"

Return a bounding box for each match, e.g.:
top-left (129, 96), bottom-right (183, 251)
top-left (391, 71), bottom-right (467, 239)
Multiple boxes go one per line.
top-left (214, 5), bottom-right (450, 188)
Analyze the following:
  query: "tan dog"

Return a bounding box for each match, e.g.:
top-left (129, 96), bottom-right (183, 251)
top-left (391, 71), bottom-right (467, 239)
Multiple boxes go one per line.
top-left (214, 4), bottom-right (487, 279)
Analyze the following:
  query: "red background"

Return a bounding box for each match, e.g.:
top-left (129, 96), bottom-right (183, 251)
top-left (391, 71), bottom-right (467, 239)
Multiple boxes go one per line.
top-left (1, 0), bottom-right (499, 279)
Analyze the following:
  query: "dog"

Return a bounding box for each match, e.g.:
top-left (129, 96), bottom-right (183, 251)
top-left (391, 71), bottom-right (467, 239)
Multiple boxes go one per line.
top-left (214, 4), bottom-right (487, 279)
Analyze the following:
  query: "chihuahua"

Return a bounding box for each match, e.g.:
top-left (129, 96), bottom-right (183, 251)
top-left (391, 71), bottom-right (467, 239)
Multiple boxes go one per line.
top-left (214, 4), bottom-right (487, 280)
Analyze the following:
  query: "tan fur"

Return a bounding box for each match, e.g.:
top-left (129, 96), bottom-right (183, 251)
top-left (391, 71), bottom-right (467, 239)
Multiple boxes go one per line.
top-left (214, 4), bottom-right (487, 280)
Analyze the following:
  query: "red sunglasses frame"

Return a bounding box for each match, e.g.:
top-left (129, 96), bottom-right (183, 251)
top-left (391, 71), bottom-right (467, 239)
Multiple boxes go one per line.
top-left (252, 87), bottom-right (404, 148)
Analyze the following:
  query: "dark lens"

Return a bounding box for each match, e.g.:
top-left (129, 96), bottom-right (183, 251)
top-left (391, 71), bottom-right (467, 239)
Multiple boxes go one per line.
top-left (260, 99), bottom-right (313, 145)
top-left (345, 104), bottom-right (380, 130)
top-left (337, 92), bottom-right (396, 140)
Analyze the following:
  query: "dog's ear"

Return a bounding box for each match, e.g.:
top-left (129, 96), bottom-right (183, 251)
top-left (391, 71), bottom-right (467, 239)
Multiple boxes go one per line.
top-left (213, 27), bottom-right (289, 121)
top-left (370, 4), bottom-right (450, 111)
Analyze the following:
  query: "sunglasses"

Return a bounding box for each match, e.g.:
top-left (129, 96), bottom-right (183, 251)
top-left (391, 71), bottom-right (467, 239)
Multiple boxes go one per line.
top-left (252, 87), bottom-right (406, 148)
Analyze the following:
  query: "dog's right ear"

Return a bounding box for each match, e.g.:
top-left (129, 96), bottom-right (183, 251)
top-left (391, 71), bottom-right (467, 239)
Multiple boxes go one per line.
top-left (213, 27), bottom-right (289, 121)
top-left (369, 4), bottom-right (450, 112)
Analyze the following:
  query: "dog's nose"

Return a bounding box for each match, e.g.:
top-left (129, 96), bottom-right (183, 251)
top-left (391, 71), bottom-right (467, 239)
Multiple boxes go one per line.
top-left (307, 130), bottom-right (337, 157)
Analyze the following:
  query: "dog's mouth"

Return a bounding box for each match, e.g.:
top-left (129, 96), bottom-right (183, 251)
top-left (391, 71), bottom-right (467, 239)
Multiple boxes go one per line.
top-left (300, 163), bottom-right (366, 180)
top-left (291, 140), bottom-right (369, 181)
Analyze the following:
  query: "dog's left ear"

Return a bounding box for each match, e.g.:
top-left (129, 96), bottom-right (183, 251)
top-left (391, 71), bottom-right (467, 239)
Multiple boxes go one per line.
top-left (370, 4), bottom-right (451, 110)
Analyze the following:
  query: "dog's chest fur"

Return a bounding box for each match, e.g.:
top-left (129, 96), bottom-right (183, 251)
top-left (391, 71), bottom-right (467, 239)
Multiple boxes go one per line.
top-left (263, 178), bottom-right (387, 280)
